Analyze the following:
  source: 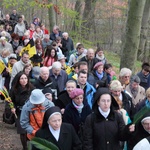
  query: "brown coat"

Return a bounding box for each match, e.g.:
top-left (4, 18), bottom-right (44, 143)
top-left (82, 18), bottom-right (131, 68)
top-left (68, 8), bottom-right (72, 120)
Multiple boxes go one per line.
top-left (125, 85), bottom-right (145, 106)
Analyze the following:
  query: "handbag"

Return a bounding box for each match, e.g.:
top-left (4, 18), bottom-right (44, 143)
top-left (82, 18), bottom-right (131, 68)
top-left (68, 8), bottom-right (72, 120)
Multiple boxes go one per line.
top-left (3, 102), bottom-right (15, 124)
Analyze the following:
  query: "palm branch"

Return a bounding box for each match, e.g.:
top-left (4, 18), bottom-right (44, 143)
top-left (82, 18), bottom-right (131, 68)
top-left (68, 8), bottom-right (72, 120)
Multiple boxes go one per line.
top-left (30, 137), bottom-right (59, 150)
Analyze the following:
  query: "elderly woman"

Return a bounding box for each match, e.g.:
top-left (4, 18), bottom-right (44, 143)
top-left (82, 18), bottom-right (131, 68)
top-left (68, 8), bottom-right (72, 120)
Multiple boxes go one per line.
top-left (83, 88), bottom-right (135, 150)
top-left (63, 88), bottom-right (91, 139)
top-left (125, 75), bottom-right (145, 106)
top-left (128, 112), bottom-right (150, 150)
top-left (33, 106), bottom-right (82, 150)
top-left (119, 68), bottom-right (132, 88)
top-left (92, 61), bottom-right (108, 88)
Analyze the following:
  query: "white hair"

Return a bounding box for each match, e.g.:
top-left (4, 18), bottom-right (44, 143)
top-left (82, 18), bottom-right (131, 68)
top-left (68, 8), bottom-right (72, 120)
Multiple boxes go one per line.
top-left (52, 61), bottom-right (62, 69)
top-left (62, 32), bottom-right (68, 36)
top-left (119, 68), bottom-right (132, 77)
top-left (40, 66), bottom-right (49, 73)
top-left (43, 34), bottom-right (49, 39)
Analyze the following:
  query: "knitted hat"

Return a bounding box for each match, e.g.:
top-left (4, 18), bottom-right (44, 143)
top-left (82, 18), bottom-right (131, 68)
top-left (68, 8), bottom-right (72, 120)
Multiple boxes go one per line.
top-left (69, 88), bottom-right (84, 99)
top-left (42, 87), bottom-right (53, 95)
top-left (29, 89), bottom-right (45, 104)
top-left (94, 62), bottom-right (104, 70)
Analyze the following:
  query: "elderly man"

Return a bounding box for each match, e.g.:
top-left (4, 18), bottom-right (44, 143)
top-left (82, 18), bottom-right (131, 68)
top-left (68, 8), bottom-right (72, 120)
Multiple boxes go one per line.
top-left (0, 36), bottom-right (13, 53)
top-left (49, 61), bottom-right (68, 97)
top-left (125, 75), bottom-right (145, 106)
top-left (119, 67), bottom-right (132, 88)
top-left (80, 48), bottom-right (99, 73)
top-left (50, 25), bottom-right (63, 41)
top-left (61, 32), bottom-right (74, 60)
top-left (34, 66), bottom-right (52, 89)
top-left (42, 34), bottom-right (52, 50)
top-left (77, 70), bottom-right (96, 109)
top-left (110, 80), bottom-right (135, 119)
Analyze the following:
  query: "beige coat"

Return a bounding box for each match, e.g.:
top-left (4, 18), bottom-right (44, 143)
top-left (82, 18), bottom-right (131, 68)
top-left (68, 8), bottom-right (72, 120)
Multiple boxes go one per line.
top-left (125, 85), bottom-right (146, 106)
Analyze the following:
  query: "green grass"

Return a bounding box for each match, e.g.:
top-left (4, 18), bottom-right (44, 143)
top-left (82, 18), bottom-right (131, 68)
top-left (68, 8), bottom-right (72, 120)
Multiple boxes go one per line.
top-left (104, 51), bottom-right (142, 75)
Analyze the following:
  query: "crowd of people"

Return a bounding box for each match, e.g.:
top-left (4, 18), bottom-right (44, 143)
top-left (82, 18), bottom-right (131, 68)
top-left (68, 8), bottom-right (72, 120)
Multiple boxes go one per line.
top-left (0, 9), bottom-right (150, 150)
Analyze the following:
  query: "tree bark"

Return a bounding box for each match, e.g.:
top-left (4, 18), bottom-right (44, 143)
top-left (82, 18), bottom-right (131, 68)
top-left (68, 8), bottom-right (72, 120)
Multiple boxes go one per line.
top-left (82, 0), bottom-right (97, 40)
top-left (120, 0), bottom-right (146, 71)
top-left (72, 0), bottom-right (82, 32)
top-left (137, 0), bottom-right (150, 61)
top-left (48, 0), bottom-right (55, 32)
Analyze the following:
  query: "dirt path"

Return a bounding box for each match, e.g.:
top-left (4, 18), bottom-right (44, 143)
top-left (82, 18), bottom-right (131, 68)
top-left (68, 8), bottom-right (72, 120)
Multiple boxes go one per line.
top-left (0, 102), bottom-right (22, 150)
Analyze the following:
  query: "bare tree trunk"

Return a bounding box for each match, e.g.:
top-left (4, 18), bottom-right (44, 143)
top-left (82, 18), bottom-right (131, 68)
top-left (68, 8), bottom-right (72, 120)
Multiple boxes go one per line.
top-left (72, 0), bottom-right (82, 31)
top-left (82, 0), bottom-right (97, 40)
top-left (48, 0), bottom-right (55, 32)
top-left (120, 0), bottom-right (146, 71)
top-left (137, 0), bottom-right (150, 61)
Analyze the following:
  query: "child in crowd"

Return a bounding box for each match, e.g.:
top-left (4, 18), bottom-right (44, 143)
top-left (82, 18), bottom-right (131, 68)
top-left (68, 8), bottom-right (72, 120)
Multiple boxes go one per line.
top-left (104, 63), bottom-right (116, 85)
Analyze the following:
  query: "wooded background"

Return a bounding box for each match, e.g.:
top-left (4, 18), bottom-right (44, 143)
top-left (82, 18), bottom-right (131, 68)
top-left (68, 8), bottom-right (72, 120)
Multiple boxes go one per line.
top-left (0, 0), bottom-right (149, 71)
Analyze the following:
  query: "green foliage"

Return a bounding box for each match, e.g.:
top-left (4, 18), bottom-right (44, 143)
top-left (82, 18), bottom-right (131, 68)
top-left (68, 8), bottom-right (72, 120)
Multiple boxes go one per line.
top-left (30, 137), bottom-right (59, 150)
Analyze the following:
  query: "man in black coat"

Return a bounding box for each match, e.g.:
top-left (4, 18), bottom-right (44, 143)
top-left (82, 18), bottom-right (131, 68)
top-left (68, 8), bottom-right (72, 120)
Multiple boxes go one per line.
top-left (80, 48), bottom-right (99, 73)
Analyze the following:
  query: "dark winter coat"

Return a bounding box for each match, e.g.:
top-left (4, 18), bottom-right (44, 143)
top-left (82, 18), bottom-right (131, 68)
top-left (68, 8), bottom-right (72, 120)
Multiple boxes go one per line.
top-left (92, 70), bottom-right (108, 87)
top-left (50, 31), bottom-right (63, 41)
top-left (49, 69), bottom-right (68, 95)
top-left (33, 123), bottom-right (82, 150)
top-left (80, 56), bottom-right (99, 73)
top-left (111, 91), bottom-right (136, 120)
top-left (63, 102), bottom-right (91, 133)
top-left (128, 112), bottom-right (150, 150)
top-left (10, 85), bottom-right (34, 134)
top-left (10, 85), bottom-right (34, 115)
top-left (61, 37), bottom-right (74, 53)
top-left (83, 109), bottom-right (131, 150)
top-left (135, 98), bottom-right (148, 112)
top-left (137, 71), bottom-right (150, 90)
top-left (33, 76), bottom-right (52, 89)
top-left (55, 90), bottom-right (72, 109)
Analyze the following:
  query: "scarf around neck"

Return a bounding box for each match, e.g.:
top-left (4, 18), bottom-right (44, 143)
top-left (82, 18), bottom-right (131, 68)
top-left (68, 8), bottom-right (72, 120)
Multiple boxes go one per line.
top-left (72, 101), bottom-right (84, 113)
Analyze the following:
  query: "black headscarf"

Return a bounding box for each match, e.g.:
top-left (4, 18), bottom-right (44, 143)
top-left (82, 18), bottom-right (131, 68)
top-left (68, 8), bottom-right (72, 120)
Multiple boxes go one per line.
top-left (41, 106), bottom-right (61, 129)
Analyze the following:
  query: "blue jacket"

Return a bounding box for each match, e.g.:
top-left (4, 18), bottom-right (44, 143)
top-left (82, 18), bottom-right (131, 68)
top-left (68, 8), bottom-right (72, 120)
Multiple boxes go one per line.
top-left (79, 82), bottom-right (96, 109)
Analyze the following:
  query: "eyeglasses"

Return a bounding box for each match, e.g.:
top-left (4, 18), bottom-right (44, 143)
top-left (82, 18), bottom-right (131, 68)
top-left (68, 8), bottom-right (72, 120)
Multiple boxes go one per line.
top-left (124, 76), bottom-right (130, 78)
